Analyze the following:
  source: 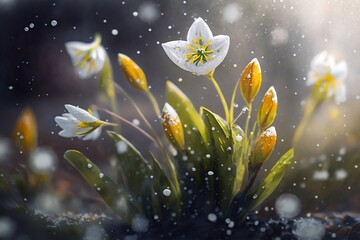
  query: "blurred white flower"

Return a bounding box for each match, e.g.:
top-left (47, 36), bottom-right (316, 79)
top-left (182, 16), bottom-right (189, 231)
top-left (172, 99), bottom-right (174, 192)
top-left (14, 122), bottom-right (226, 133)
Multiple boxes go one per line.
top-left (308, 51), bottom-right (347, 104)
top-left (275, 193), bottom-right (301, 219)
top-left (65, 34), bottom-right (106, 79)
top-left (55, 104), bottom-right (104, 141)
top-left (29, 147), bottom-right (57, 174)
top-left (223, 3), bottom-right (243, 23)
top-left (162, 17), bottom-right (230, 75)
top-left (138, 1), bottom-right (160, 23)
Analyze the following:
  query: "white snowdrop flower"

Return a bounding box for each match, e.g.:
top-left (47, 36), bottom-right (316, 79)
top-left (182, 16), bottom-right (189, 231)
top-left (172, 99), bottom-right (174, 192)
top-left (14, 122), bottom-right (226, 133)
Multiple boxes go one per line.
top-left (312, 170), bottom-right (329, 181)
top-left (275, 193), bottom-right (301, 219)
top-left (55, 104), bottom-right (107, 141)
top-left (29, 147), bottom-right (57, 174)
top-left (65, 34), bottom-right (107, 79)
top-left (162, 17), bottom-right (230, 75)
top-left (308, 51), bottom-right (347, 104)
top-left (293, 218), bottom-right (325, 240)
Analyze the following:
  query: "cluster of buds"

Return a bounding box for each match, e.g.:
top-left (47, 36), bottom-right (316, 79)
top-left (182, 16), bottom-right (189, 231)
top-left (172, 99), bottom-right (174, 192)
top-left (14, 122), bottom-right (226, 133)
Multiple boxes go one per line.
top-left (240, 59), bottom-right (278, 170)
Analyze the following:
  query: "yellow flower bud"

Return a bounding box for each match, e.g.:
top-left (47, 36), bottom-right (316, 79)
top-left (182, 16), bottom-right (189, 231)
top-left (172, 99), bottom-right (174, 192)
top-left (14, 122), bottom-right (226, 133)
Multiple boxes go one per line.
top-left (250, 126), bottom-right (276, 169)
top-left (240, 58), bottom-right (262, 105)
top-left (13, 107), bottom-right (38, 154)
top-left (118, 53), bottom-right (148, 92)
top-left (258, 86), bottom-right (278, 130)
top-left (161, 103), bottom-right (185, 150)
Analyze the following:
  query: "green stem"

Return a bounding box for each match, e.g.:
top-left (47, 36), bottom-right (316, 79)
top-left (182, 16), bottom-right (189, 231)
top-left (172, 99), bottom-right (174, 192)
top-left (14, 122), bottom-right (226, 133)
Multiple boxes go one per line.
top-left (229, 80), bottom-right (240, 126)
top-left (249, 120), bottom-right (258, 148)
top-left (146, 91), bottom-right (161, 117)
top-left (206, 71), bottom-right (230, 123)
top-left (241, 103), bottom-right (252, 173)
top-left (94, 33), bottom-right (102, 48)
top-left (101, 108), bottom-right (157, 144)
top-left (100, 55), bottom-right (119, 116)
top-left (113, 83), bottom-right (180, 194)
top-left (244, 104), bottom-right (252, 137)
top-left (292, 98), bottom-right (318, 147)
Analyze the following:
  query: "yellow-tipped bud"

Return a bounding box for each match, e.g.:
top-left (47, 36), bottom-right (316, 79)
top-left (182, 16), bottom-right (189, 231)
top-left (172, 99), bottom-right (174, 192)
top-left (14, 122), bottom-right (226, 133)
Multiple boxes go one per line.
top-left (161, 103), bottom-right (185, 150)
top-left (250, 126), bottom-right (276, 169)
top-left (240, 58), bottom-right (262, 105)
top-left (13, 107), bottom-right (38, 154)
top-left (258, 86), bottom-right (278, 130)
top-left (118, 53), bottom-right (148, 92)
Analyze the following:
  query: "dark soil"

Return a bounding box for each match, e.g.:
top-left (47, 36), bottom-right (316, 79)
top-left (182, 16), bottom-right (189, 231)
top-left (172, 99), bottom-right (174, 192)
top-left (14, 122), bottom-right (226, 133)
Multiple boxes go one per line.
top-left (2, 207), bottom-right (360, 239)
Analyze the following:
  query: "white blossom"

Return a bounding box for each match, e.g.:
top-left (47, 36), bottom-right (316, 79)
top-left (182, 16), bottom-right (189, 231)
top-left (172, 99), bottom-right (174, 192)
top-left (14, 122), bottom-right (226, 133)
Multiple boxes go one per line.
top-left (162, 17), bottom-right (230, 75)
top-left (308, 51), bottom-right (347, 104)
top-left (65, 34), bottom-right (106, 79)
top-left (54, 104), bottom-right (103, 141)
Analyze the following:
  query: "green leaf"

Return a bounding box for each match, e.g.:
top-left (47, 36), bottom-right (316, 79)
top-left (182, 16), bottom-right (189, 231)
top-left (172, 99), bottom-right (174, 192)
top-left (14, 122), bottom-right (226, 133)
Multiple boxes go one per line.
top-left (246, 148), bottom-right (294, 210)
top-left (166, 81), bottom-right (210, 204)
top-left (148, 153), bottom-right (180, 219)
top-left (166, 81), bottom-right (208, 147)
top-left (64, 150), bottom-right (140, 223)
top-left (203, 107), bottom-right (236, 211)
top-left (107, 131), bottom-right (152, 199)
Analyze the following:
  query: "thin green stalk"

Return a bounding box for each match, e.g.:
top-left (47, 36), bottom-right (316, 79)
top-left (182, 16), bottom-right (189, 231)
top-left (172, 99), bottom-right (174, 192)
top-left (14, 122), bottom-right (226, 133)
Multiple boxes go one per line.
top-left (292, 98), bottom-right (318, 147)
top-left (229, 80), bottom-right (240, 125)
top-left (249, 120), bottom-right (258, 148)
top-left (113, 83), bottom-right (180, 194)
top-left (101, 108), bottom-right (157, 144)
top-left (244, 104), bottom-right (253, 159)
top-left (206, 71), bottom-right (230, 123)
top-left (146, 91), bottom-right (161, 117)
top-left (100, 55), bottom-right (118, 116)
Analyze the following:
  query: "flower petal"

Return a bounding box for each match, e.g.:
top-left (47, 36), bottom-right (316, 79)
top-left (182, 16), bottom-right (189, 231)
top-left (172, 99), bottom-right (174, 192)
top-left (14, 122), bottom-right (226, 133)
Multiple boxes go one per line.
top-left (310, 51), bottom-right (331, 75)
top-left (55, 116), bottom-right (78, 131)
top-left (307, 71), bottom-right (319, 86)
top-left (332, 60), bottom-right (347, 80)
top-left (82, 127), bottom-right (102, 141)
top-left (58, 130), bottom-right (76, 138)
top-left (90, 46), bottom-right (107, 73)
top-left (335, 83), bottom-right (346, 104)
top-left (187, 17), bottom-right (213, 42)
top-left (64, 104), bottom-right (98, 122)
top-left (65, 41), bottom-right (92, 57)
top-left (162, 40), bottom-right (192, 72)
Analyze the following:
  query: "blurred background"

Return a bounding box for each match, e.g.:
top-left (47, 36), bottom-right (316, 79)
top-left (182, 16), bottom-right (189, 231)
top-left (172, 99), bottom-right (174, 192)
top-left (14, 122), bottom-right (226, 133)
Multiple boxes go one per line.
top-left (1, 0), bottom-right (360, 231)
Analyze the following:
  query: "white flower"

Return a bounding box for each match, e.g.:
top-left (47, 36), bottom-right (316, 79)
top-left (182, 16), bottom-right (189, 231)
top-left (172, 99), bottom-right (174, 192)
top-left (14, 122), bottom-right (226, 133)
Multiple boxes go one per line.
top-left (55, 104), bottom-right (104, 141)
top-left (65, 34), bottom-right (107, 79)
top-left (162, 17), bottom-right (230, 75)
top-left (308, 51), bottom-right (347, 104)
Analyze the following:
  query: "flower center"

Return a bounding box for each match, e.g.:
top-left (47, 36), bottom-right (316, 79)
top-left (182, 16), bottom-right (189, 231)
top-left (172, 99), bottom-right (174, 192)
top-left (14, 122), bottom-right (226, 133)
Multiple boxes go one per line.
top-left (186, 36), bottom-right (213, 65)
top-left (315, 74), bottom-right (336, 93)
